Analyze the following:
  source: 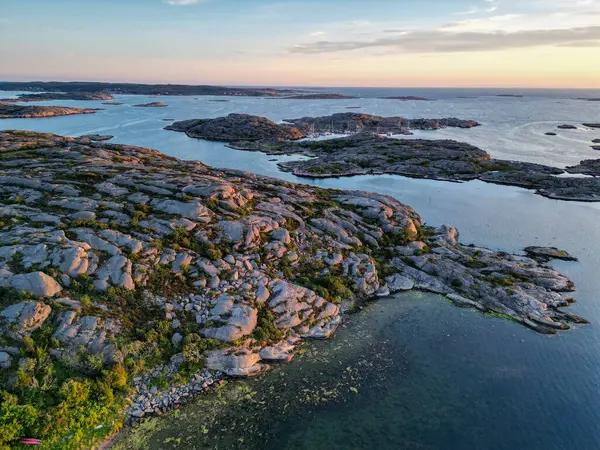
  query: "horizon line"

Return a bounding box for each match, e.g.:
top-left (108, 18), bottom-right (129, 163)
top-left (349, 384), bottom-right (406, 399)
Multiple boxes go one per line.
top-left (1, 79), bottom-right (600, 91)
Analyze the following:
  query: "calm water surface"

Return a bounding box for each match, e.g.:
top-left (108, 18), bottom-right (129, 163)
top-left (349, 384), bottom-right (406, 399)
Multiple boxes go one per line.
top-left (2, 89), bottom-right (600, 449)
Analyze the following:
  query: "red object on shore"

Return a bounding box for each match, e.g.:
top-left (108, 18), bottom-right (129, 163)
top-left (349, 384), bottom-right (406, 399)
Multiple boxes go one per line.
top-left (19, 438), bottom-right (42, 445)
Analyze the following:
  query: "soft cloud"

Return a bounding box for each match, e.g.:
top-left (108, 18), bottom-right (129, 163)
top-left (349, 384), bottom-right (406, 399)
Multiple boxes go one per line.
top-left (290, 25), bottom-right (600, 54)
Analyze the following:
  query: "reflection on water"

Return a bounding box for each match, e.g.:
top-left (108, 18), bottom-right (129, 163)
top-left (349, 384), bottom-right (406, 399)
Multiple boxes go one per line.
top-left (3, 89), bottom-right (600, 448)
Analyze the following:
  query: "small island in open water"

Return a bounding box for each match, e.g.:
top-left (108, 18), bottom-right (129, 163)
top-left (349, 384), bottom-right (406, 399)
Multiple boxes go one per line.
top-left (0, 102), bottom-right (99, 119)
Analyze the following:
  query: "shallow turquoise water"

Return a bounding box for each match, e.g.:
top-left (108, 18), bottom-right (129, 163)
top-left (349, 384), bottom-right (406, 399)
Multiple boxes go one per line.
top-left (3, 90), bottom-right (600, 448)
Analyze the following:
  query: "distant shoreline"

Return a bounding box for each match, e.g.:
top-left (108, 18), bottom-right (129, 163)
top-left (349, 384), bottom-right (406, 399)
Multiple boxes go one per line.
top-left (0, 81), bottom-right (303, 98)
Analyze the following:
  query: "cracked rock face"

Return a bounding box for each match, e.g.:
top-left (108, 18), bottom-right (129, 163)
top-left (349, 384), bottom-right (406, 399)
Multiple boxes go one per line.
top-left (0, 130), bottom-right (586, 400)
top-left (1, 301), bottom-right (52, 339)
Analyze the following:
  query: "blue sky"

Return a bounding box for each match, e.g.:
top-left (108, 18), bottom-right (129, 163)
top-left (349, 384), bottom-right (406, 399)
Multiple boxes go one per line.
top-left (1, 0), bottom-right (599, 87)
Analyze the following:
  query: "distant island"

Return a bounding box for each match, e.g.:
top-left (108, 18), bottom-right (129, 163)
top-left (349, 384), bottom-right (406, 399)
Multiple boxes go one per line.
top-left (1, 92), bottom-right (114, 102)
top-left (282, 93), bottom-right (358, 100)
top-left (0, 81), bottom-right (302, 97)
top-left (496, 94), bottom-right (524, 98)
top-left (0, 102), bottom-right (99, 119)
top-left (284, 112), bottom-right (480, 133)
top-left (381, 96), bottom-right (431, 101)
top-left (133, 101), bottom-right (168, 108)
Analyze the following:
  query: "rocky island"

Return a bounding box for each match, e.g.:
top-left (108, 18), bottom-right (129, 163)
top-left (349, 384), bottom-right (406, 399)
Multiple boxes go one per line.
top-left (0, 102), bottom-right (99, 119)
top-left (166, 113), bottom-right (600, 202)
top-left (166, 113), bottom-right (479, 140)
top-left (0, 130), bottom-right (586, 448)
top-left (282, 94), bottom-right (358, 100)
top-left (133, 102), bottom-right (168, 108)
top-left (1, 92), bottom-right (114, 103)
top-left (165, 114), bottom-right (304, 141)
top-left (381, 96), bottom-right (431, 101)
top-left (284, 112), bottom-right (480, 133)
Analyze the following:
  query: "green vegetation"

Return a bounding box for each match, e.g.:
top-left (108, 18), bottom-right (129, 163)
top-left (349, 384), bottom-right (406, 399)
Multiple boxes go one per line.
top-left (0, 333), bottom-right (127, 450)
top-left (489, 277), bottom-right (515, 287)
top-left (182, 334), bottom-right (224, 366)
top-left (252, 306), bottom-right (283, 345)
top-left (483, 163), bottom-right (516, 172)
top-left (63, 171), bottom-right (109, 182)
top-left (299, 139), bottom-right (358, 153)
top-left (167, 227), bottom-right (223, 260)
top-left (465, 258), bottom-right (488, 269)
top-left (307, 164), bottom-right (346, 175)
top-left (295, 274), bottom-right (354, 304)
top-left (70, 218), bottom-right (110, 231)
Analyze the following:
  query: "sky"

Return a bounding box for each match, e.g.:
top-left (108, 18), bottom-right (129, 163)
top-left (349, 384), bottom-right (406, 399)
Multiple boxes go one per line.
top-left (1, 0), bottom-right (600, 88)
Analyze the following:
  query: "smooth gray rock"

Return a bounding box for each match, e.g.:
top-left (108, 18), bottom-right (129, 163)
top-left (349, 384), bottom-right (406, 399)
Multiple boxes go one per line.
top-left (11, 272), bottom-right (62, 297)
top-left (386, 274), bottom-right (415, 292)
top-left (204, 349), bottom-right (265, 377)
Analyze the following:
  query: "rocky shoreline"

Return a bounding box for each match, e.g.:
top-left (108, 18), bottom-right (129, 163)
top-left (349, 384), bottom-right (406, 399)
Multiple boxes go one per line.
top-left (0, 103), bottom-right (99, 119)
top-left (0, 130), bottom-right (587, 448)
top-left (166, 113), bottom-right (600, 202)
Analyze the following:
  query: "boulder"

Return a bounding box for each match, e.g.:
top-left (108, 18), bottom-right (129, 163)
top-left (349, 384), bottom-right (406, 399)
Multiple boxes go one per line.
top-left (386, 274), bottom-right (415, 292)
top-left (203, 305), bottom-right (257, 341)
top-left (0, 352), bottom-right (11, 369)
top-left (151, 198), bottom-right (212, 222)
top-left (259, 342), bottom-right (295, 362)
top-left (11, 272), bottom-right (62, 297)
top-left (204, 349), bottom-right (265, 377)
top-left (524, 246), bottom-right (577, 262)
top-left (256, 284), bottom-right (270, 303)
